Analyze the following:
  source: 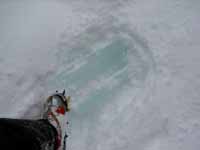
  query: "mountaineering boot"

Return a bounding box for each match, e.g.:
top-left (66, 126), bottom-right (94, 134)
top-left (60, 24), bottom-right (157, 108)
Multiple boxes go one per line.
top-left (43, 90), bottom-right (70, 150)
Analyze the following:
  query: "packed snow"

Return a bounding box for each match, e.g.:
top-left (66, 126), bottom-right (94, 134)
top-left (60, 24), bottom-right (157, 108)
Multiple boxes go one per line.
top-left (0, 0), bottom-right (200, 150)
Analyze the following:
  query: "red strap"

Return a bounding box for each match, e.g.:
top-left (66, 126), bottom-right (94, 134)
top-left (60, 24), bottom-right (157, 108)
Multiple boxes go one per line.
top-left (56, 106), bottom-right (65, 115)
top-left (56, 135), bottom-right (61, 150)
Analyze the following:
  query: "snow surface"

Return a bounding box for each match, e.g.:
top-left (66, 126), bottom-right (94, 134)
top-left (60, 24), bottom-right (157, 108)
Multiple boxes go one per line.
top-left (0, 0), bottom-right (200, 150)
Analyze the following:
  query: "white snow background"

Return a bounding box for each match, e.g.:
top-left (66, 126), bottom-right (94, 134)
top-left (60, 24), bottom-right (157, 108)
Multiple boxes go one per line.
top-left (0, 0), bottom-right (200, 150)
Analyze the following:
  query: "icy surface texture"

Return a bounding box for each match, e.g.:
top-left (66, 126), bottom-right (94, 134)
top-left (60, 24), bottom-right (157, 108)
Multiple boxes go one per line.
top-left (0, 0), bottom-right (200, 150)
